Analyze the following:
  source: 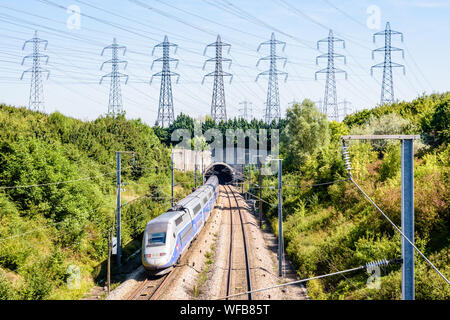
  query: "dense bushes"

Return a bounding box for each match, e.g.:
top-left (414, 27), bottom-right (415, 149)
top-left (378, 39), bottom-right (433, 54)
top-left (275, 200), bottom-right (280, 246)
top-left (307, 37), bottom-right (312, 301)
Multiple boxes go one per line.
top-left (0, 105), bottom-right (181, 300)
top-left (258, 94), bottom-right (449, 299)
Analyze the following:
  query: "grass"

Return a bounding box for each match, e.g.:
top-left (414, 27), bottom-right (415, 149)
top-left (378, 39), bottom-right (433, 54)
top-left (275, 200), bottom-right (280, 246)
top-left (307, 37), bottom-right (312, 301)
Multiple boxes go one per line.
top-left (193, 236), bottom-right (217, 298)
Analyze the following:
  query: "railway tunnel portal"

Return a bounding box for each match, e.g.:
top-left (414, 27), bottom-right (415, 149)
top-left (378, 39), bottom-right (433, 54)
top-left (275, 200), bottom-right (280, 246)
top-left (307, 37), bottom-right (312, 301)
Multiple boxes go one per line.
top-left (203, 162), bottom-right (236, 185)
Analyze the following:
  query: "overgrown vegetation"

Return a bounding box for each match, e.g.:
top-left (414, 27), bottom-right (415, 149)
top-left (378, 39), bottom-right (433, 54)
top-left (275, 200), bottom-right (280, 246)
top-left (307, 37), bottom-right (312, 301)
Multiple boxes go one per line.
top-left (0, 105), bottom-right (193, 300)
top-left (1, 91), bottom-right (448, 300)
top-left (256, 93), bottom-right (449, 299)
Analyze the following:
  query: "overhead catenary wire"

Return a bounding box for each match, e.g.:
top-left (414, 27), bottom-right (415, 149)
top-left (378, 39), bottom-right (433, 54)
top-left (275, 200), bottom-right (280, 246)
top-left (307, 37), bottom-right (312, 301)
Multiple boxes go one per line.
top-left (322, 255), bottom-right (372, 300)
top-left (217, 257), bottom-right (402, 300)
top-left (0, 184), bottom-right (178, 245)
top-left (241, 178), bottom-right (350, 189)
top-left (350, 177), bottom-right (450, 285)
top-left (341, 142), bottom-right (450, 285)
top-left (0, 167), bottom-right (132, 190)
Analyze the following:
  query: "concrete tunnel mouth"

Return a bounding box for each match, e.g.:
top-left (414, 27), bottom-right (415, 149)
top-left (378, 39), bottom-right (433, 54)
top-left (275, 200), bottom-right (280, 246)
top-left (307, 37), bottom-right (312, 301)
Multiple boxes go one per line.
top-left (204, 162), bottom-right (234, 185)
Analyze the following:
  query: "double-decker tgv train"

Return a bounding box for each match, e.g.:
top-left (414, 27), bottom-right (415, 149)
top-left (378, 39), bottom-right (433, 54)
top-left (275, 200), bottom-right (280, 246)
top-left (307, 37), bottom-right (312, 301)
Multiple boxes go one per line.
top-left (142, 175), bottom-right (219, 275)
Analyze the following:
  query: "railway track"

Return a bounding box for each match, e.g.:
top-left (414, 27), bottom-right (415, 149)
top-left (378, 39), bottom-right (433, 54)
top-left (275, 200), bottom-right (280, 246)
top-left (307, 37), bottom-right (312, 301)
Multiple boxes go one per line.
top-left (224, 185), bottom-right (252, 300)
top-left (127, 269), bottom-right (174, 300)
top-left (128, 185), bottom-right (252, 300)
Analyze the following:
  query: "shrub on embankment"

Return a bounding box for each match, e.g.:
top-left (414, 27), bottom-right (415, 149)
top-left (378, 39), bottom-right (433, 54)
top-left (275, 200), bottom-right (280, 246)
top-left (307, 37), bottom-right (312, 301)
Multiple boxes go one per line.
top-left (0, 105), bottom-right (186, 299)
top-left (259, 94), bottom-right (450, 299)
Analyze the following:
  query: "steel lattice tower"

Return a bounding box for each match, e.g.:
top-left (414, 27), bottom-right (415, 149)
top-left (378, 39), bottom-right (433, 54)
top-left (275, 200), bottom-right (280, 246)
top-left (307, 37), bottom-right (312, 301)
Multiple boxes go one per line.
top-left (202, 35), bottom-right (232, 122)
top-left (371, 22), bottom-right (405, 105)
top-left (315, 30), bottom-right (347, 122)
top-left (20, 30), bottom-right (50, 112)
top-left (151, 36), bottom-right (179, 127)
top-left (256, 33), bottom-right (288, 124)
top-left (238, 101), bottom-right (253, 121)
top-left (338, 99), bottom-right (352, 121)
top-left (100, 38), bottom-right (128, 116)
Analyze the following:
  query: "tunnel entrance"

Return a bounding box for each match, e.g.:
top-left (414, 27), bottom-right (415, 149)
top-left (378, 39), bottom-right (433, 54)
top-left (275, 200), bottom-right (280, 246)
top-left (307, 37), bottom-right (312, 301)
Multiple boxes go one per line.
top-left (204, 162), bottom-right (234, 185)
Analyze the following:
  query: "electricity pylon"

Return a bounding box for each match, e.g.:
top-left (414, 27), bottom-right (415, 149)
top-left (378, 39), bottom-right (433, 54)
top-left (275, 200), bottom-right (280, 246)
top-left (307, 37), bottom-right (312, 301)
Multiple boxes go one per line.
top-left (20, 30), bottom-right (50, 112)
top-left (202, 35), bottom-right (232, 122)
top-left (315, 30), bottom-right (347, 122)
top-left (371, 22), bottom-right (405, 105)
top-left (238, 101), bottom-right (253, 121)
top-left (314, 99), bottom-right (323, 113)
top-left (256, 33), bottom-right (288, 124)
top-left (151, 35), bottom-right (179, 128)
top-left (100, 38), bottom-right (128, 116)
top-left (338, 99), bottom-right (352, 121)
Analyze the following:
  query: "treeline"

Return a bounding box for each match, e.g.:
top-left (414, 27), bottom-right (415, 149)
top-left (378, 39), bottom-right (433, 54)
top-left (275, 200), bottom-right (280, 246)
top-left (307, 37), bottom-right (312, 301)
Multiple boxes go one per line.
top-left (0, 105), bottom-right (192, 299)
top-left (255, 94), bottom-right (449, 299)
top-left (153, 113), bottom-right (287, 148)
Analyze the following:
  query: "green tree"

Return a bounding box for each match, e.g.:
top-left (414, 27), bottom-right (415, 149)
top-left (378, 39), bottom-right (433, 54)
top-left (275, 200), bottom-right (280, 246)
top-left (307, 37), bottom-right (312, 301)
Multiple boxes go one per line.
top-left (282, 99), bottom-right (329, 172)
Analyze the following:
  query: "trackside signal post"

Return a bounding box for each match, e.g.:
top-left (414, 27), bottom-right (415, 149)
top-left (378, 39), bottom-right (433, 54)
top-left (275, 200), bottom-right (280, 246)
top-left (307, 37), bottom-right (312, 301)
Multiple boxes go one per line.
top-left (256, 155), bottom-right (263, 228)
top-left (171, 151), bottom-right (174, 207)
top-left (115, 151), bottom-right (134, 271)
top-left (341, 135), bottom-right (419, 300)
top-left (277, 158), bottom-right (284, 277)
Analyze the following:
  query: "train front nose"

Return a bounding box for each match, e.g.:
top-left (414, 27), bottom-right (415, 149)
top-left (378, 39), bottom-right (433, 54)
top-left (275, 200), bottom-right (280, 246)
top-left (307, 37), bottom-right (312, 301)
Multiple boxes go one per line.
top-left (143, 249), bottom-right (169, 269)
top-left (143, 225), bottom-right (173, 271)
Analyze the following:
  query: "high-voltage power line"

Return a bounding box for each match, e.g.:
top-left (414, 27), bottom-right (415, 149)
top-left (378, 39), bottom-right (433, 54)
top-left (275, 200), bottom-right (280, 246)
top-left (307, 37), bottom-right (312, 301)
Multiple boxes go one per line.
top-left (315, 30), bottom-right (347, 122)
top-left (100, 38), bottom-right (128, 116)
top-left (202, 35), bottom-right (233, 122)
top-left (371, 22), bottom-right (405, 105)
top-left (20, 30), bottom-right (50, 112)
top-left (151, 35), bottom-right (179, 128)
top-left (256, 32), bottom-right (288, 124)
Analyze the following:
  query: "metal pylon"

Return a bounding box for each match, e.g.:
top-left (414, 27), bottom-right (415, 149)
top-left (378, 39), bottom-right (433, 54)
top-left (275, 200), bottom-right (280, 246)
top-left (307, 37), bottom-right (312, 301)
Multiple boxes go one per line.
top-left (100, 38), bottom-right (128, 116)
top-left (202, 35), bottom-right (232, 122)
top-left (315, 30), bottom-right (347, 122)
top-left (371, 22), bottom-right (405, 105)
top-left (256, 33), bottom-right (288, 124)
top-left (151, 36), bottom-right (179, 127)
top-left (21, 30), bottom-right (50, 112)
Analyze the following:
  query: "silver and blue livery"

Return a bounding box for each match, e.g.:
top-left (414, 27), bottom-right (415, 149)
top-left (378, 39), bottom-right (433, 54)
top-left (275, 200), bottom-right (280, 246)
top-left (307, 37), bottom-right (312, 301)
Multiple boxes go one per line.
top-left (142, 175), bottom-right (219, 275)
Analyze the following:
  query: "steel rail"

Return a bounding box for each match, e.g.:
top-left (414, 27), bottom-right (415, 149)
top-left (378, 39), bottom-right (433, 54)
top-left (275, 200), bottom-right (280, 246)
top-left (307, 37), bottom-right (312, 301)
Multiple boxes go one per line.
top-left (226, 185), bottom-right (253, 300)
top-left (225, 185), bottom-right (234, 300)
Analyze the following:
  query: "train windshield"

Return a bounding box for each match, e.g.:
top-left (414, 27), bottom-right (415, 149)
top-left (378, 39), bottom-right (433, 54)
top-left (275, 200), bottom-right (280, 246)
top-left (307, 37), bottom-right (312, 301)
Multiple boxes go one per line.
top-left (148, 232), bottom-right (166, 246)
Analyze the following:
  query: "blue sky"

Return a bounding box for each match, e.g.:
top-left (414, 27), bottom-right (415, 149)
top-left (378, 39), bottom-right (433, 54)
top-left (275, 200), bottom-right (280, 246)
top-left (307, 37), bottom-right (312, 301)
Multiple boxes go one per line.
top-left (0, 0), bottom-right (449, 125)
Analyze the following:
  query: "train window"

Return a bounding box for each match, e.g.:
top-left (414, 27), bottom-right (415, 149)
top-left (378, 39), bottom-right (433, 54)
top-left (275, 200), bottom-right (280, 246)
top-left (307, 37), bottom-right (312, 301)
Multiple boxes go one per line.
top-left (175, 216), bottom-right (183, 226)
top-left (194, 204), bottom-right (202, 215)
top-left (148, 232), bottom-right (166, 246)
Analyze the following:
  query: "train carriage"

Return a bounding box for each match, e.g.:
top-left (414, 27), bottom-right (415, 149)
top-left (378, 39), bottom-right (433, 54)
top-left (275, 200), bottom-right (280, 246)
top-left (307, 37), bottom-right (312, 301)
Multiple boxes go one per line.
top-left (142, 175), bottom-right (219, 275)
